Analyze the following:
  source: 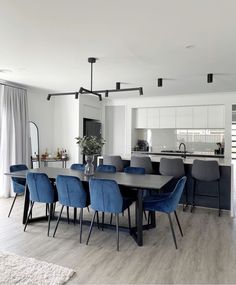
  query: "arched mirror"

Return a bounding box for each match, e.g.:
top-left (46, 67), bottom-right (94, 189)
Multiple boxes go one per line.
top-left (29, 121), bottom-right (40, 168)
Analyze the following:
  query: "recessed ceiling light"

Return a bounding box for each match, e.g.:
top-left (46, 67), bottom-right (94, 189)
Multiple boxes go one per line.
top-left (185, 45), bottom-right (195, 49)
top-left (0, 69), bottom-right (12, 73)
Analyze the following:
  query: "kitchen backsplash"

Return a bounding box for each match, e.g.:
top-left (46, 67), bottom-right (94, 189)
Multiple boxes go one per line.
top-left (135, 129), bottom-right (225, 152)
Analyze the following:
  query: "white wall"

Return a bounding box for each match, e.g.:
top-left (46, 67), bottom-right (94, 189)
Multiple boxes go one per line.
top-left (52, 96), bottom-right (79, 168)
top-left (103, 92), bottom-right (236, 159)
top-left (105, 105), bottom-right (126, 155)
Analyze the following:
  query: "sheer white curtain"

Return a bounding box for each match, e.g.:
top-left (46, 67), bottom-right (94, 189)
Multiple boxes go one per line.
top-left (0, 85), bottom-right (30, 197)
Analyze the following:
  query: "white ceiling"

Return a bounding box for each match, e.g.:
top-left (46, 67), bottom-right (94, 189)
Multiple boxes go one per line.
top-left (0, 0), bottom-right (236, 98)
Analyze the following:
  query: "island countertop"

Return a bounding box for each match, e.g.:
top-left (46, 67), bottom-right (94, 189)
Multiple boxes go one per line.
top-left (115, 154), bottom-right (233, 167)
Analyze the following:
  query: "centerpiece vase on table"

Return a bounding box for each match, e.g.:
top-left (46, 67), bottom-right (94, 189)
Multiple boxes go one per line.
top-left (75, 136), bottom-right (105, 176)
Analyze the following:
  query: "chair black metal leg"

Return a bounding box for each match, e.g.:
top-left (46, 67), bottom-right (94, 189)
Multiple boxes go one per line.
top-left (110, 213), bottom-right (113, 225)
top-left (53, 205), bottom-right (64, 237)
top-left (67, 206), bottom-right (70, 224)
top-left (191, 179), bottom-right (196, 213)
top-left (74, 208), bottom-right (77, 225)
top-left (87, 206), bottom-right (90, 212)
top-left (218, 181), bottom-right (221, 217)
top-left (174, 211), bottom-right (183, 237)
top-left (96, 211), bottom-right (100, 229)
top-left (47, 203), bottom-right (53, 236)
top-left (24, 201), bottom-right (34, 232)
top-left (8, 193), bottom-right (18, 217)
top-left (46, 203), bottom-right (49, 217)
top-left (30, 201), bottom-right (33, 219)
top-left (102, 212), bottom-right (104, 231)
top-left (147, 211), bottom-right (151, 226)
top-left (127, 207), bottom-right (131, 231)
top-left (183, 185), bottom-right (189, 211)
top-left (79, 208), bottom-right (83, 243)
top-left (86, 211), bottom-right (96, 245)
top-left (168, 213), bottom-right (178, 249)
top-left (143, 210), bottom-right (147, 221)
top-left (53, 203), bottom-right (56, 216)
top-left (115, 213), bottom-right (119, 251)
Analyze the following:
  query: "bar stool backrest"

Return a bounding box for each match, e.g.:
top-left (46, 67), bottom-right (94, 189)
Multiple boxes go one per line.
top-left (192, 160), bottom-right (220, 182)
top-left (159, 158), bottom-right (185, 178)
top-left (130, 156), bottom-right (153, 174)
top-left (103, 155), bottom-right (124, 172)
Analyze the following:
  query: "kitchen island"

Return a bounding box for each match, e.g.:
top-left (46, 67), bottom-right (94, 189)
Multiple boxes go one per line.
top-left (98, 154), bottom-right (233, 211)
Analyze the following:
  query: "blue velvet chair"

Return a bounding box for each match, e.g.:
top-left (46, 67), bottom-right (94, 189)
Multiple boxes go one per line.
top-left (53, 175), bottom-right (88, 242)
top-left (86, 178), bottom-right (133, 251)
top-left (24, 173), bottom-right (58, 236)
top-left (70, 163), bottom-right (85, 171)
top-left (69, 163), bottom-right (86, 219)
top-left (96, 164), bottom-right (116, 227)
top-left (124, 166), bottom-right (145, 175)
top-left (96, 164), bottom-right (116, 173)
top-left (9, 164), bottom-right (28, 217)
top-left (143, 176), bottom-right (187, 249)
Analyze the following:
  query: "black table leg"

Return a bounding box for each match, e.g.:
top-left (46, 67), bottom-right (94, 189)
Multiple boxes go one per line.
top-left (23, 183), bottom-right (30, 224)
top-left (136, 189), bottom-right (143, 246)
top-left (149, 211), bottom-right (156, 227)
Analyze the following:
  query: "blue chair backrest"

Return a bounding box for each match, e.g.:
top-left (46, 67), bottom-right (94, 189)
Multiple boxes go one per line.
top-left (96, 164), bottom-right (116, 173)
top-left (164, 176), bottom-right (187, 212)
top-left (26, 173), bottom-right (55, 203)
top-left (89, 178), bottom-right (123, 213)
top-left (10, 164), bottom-right (28, 185)
top-left (124, 166), bottom-right (145, 175)
top-left (70, 163), bottom-right (85, 171)
top-left (56, 175), bottom-right (87, 208)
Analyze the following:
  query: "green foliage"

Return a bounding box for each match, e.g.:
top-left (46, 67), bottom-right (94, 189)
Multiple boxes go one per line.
top-left (75, 136), bottom-right (105, 155)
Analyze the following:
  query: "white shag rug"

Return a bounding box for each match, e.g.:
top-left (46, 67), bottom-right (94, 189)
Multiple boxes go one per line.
top-left (0, 251), bottom-right (75, 285)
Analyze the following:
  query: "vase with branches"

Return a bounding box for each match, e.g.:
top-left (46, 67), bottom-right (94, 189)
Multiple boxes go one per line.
top-left (75, 136), bottom-right (105, 175)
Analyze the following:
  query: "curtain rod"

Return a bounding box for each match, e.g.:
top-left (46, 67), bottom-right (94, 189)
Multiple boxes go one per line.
top-left (0, 82), bottom-right (27, 92)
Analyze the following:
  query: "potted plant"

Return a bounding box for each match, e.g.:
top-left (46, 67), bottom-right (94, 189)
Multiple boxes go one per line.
top-left (75, 136), bottom-right (105, 175)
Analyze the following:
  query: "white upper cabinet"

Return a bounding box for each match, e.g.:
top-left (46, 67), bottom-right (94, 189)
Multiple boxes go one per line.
top-left (147, 108), bottom-right (159, 128)
top-left (135, 108), bottom-right (148, 128)
top-left (192, 106), bottom-right (208, 128)
top-left (176, 107), bottom-right (193, 128)
top-left (159, 107), bottom-right (176, 128)
top-left (207, 105), bottom-right (225, 128)
top-left (134, 105), bottom-right (225, 129)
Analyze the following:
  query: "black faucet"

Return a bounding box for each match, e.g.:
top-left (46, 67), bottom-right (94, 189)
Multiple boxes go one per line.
top-left (179, 143), bottom-right (186, 158)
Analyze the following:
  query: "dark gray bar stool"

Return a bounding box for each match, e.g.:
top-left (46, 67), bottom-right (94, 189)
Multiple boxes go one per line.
top-left (103, 155), bottom-right (124, 172)
top-left (191, 159), bottom-right (221, 216)
top-left (131, 156), bottom-right (153, 174)
top-left (159, 158), bottom-right (188, 210)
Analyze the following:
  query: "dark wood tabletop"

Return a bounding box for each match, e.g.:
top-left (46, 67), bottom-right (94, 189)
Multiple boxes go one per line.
top-left (6, 167), bottom-right (173, 190)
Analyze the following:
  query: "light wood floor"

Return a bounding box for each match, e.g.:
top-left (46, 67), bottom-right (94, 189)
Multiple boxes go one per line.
top-left (0, 197), bottom-right (236, 284)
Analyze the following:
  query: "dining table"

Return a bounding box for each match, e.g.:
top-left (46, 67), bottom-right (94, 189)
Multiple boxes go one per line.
top-left (5, 167), bottom-right (173, 246)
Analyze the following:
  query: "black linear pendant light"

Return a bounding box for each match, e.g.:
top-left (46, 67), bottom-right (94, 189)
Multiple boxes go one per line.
top-left (47, 57), bottom-right (143, 101)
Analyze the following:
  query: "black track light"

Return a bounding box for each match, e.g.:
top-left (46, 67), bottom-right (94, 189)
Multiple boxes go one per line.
top-left (139, 88), bottom-right (143, 95)
top-left (105, 90), bottom-right (109, 97)
top-left (116, 82), bottom-right (121, 90)
top-left (207, 73), bottom-right (213, 83)
top-left (157, 78), bottom-right (163, 87)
